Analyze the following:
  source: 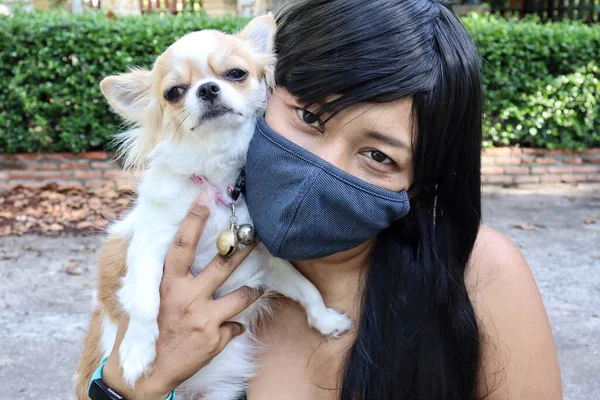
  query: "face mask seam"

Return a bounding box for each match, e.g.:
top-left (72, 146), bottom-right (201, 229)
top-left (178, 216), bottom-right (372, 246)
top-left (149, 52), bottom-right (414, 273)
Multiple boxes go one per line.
top-left (393, 200), bottom-right (411, 220)
top-left (257, 120), bottom-right (410, 203)
top-left (247, 119), bottom-right (413, 260)
top-left (271, 167), bottom-right (322, 256)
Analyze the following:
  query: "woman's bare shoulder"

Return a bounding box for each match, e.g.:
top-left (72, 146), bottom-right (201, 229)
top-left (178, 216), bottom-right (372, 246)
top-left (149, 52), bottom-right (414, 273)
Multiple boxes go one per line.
top-left (466, 225), bottom-right (562, 399)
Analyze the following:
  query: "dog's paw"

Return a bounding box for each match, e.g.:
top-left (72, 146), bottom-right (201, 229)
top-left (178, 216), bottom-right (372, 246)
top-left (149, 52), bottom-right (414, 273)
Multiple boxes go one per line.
top-left (118, 319), bottom-right (158, 386)
top-left (307, 307), bottom-right (352, 338)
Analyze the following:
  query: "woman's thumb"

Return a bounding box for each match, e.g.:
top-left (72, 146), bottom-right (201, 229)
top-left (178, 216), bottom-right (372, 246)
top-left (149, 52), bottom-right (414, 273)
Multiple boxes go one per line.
top-left (218, 322), bottom-right (246, 350)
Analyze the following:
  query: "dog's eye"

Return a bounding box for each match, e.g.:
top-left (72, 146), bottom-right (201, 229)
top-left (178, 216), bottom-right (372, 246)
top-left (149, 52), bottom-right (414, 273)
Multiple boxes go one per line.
top-left (164, 86), bottom-right (186, 102)
top-left (225, 69), bottom-right (248, 81)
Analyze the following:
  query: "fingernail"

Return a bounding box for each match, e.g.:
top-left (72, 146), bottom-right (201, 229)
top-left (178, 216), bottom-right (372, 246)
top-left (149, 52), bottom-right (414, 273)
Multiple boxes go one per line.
top-left (234, 323), bottom-right (245, 336)
top-left (197, 191), bottom-right (212, 206)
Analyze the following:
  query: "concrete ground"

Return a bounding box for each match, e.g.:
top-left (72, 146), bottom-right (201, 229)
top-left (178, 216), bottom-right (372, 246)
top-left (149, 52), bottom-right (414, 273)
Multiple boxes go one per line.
top-left (0, 184), bottom-right (598, 400)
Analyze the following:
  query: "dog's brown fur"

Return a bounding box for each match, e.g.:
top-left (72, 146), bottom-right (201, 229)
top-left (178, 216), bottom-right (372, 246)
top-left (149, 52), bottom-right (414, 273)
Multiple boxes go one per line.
top-left (75, 235), bottom-right (129, 399)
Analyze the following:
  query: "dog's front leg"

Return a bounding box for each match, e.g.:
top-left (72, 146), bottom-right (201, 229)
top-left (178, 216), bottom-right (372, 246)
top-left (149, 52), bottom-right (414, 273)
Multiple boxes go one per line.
top-left (117, 220), bottom-right (177, 386)
top-left (266, 257), bottom-right (352, 338)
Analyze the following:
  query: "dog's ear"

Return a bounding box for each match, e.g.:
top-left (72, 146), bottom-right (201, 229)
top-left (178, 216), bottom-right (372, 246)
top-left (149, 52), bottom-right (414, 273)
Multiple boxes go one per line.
top-left (238, 15), bottom-right (276, 55)
top-left (100, 68), bottom-right (153, 123)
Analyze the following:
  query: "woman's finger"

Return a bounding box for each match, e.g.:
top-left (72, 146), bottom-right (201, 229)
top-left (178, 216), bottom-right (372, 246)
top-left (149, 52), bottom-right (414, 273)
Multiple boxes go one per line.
top-left (212, 286), bottom-right (264, 322)
top-left (217, 322), bottom-right (246, 351)
top-left (164, 194), bottom-right (211, 278)
top-left (194, 241), bottom-right (259, 295)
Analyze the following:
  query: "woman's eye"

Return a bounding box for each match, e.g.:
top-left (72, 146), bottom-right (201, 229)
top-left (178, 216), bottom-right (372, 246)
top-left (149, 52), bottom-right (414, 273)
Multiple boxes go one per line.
top-left (296, 108), bottom-right (322, 129)
top-left (225, 68), bottom-right (248, 81)
top-left (363, 150), bottom-right (393, 165)
top-left (164, 86), bottom-right (186, 102)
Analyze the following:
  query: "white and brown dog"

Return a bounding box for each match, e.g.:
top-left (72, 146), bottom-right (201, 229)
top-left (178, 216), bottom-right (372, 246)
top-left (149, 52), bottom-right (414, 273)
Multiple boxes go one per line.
top-left (75, 16), bottom-right (351, 400)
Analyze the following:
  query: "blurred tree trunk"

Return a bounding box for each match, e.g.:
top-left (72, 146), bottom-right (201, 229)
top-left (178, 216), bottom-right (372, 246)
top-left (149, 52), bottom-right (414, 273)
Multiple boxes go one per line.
top-left (101, 0), bottom-right (141, 15)
top-left (238, 0), bottom-right (253, 16)
top-left (71, 0), bottom-right (83, 14)
top-left (267, 0), bottom-right (293, 14)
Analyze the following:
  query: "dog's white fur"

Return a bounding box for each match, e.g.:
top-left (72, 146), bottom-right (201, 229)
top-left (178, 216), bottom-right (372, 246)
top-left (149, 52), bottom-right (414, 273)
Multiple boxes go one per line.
top-left (94, 16), bottom-right (351, 399)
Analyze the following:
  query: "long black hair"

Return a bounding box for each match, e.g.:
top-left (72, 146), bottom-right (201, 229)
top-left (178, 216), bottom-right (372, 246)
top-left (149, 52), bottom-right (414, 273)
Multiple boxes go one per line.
top-left (275, 1), bottom-right (483, 399)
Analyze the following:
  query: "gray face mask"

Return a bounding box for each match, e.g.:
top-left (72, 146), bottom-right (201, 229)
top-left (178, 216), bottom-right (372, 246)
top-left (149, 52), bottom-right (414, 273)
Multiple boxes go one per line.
top-left (244, 116), bottom-right (411, 261)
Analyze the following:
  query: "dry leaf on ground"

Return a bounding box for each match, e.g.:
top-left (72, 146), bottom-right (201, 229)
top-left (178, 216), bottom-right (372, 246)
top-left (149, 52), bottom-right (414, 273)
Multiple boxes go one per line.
top-left (0, 184), bottom-right (133, 237)
top-left (65, 260), bottom-right (82, 276)
top-left (513, 223), bottom-right (538, 231)
top-left (49, 223), bottom-right (64, 232)
top-left (75, 221), bottom-right (94, 230)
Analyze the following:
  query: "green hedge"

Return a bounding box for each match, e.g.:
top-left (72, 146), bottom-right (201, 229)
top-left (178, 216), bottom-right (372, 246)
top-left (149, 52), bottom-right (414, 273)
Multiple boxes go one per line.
top-left (466, 14), bottom-right (600, 150)
top-left (0, 12), bottom-right (247, 153)
top-left (0, 12), bottom-right (599, 153)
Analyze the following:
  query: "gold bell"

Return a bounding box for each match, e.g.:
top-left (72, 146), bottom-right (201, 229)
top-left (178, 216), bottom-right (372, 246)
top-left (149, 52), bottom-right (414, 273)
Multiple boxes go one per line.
top-left (217, 224), bottom-right (238, 257)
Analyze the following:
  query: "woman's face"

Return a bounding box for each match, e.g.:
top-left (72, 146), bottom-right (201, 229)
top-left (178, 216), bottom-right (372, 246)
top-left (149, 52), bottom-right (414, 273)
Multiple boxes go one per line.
top-left (265, 87), bottom-right (415, 192)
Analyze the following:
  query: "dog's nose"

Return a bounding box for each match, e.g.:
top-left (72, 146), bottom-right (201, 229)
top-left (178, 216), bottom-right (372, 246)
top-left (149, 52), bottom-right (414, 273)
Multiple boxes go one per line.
top-left (197, 82), bottom-right (220, 101)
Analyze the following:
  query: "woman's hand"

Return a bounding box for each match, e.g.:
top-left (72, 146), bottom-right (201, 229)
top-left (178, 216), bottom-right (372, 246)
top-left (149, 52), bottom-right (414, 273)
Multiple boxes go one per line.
top-left (101, 195), bottom-right (262, 400)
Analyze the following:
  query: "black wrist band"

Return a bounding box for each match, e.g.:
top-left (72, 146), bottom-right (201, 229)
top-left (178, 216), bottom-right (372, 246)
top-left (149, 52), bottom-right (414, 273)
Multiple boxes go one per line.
top-left (89, 378), bottom-right (126, 400)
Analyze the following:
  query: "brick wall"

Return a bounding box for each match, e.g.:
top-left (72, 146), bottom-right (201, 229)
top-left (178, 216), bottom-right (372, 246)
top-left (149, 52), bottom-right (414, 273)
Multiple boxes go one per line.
top-left (1, 149), bottom-right (599, 192)
top-left (481, 148), bottom-right (600, 185)
top-left (0, 152), bottom-right (138, 192)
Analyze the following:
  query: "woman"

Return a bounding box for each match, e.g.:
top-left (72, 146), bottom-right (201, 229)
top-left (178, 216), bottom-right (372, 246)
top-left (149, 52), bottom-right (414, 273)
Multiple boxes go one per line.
top-left (97, 0), bottom-right (562, 398)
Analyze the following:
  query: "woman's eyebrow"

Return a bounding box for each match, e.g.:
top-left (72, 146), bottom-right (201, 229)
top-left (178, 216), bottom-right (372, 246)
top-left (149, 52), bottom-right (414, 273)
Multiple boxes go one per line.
top-left (366, 130), bottom-right (410, 150)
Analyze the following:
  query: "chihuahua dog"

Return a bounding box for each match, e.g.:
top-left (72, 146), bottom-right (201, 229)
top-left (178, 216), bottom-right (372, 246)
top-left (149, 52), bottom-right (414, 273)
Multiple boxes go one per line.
top-left (75, 16), bottom-right (351, 400)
